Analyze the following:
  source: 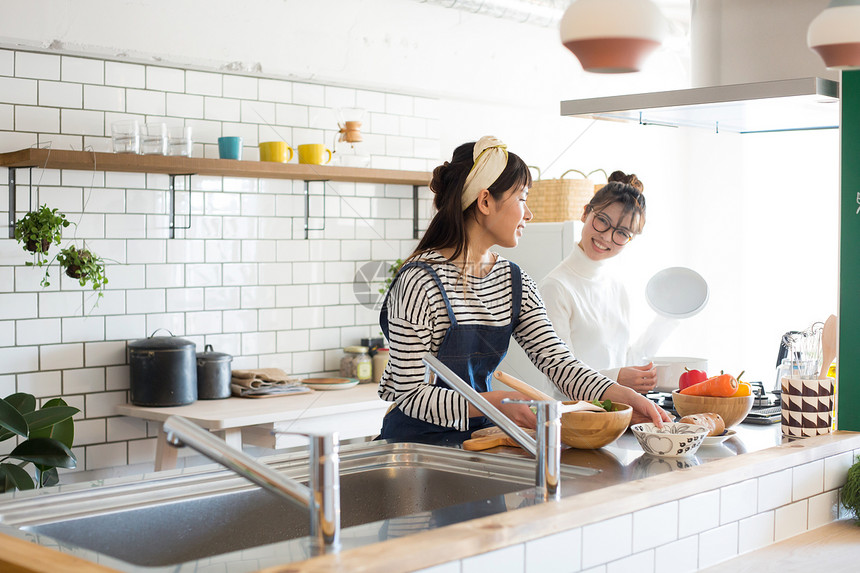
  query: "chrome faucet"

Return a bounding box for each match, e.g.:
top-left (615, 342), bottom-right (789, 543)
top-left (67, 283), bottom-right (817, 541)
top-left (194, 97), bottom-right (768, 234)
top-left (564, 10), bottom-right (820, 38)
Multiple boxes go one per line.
top-left (162, 415), bottom-right (340, 551)
top-left (422, 353), bottom-right (576, 500)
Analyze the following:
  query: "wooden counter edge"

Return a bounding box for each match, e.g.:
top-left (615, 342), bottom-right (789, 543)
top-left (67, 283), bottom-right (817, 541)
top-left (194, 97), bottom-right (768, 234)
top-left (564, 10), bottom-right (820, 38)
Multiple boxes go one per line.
top-left (0, 532), bottom-right (121, 573)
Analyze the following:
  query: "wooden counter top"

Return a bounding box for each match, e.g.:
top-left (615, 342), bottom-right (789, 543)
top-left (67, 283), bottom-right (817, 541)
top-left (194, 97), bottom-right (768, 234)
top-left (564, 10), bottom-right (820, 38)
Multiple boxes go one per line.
top-left (116, 383), bottom-right (386, 430)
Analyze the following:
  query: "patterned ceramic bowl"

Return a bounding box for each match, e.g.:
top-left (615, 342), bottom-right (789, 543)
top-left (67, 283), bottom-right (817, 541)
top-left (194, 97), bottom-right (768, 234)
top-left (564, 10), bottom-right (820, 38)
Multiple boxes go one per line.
top-left (631, 422), bottom-right (708, 458)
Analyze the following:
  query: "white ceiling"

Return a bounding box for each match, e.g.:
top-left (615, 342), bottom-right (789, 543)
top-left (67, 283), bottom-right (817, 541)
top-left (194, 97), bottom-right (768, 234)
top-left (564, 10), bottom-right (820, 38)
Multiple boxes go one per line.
top-left (409, 0), bottom-right (691, 29)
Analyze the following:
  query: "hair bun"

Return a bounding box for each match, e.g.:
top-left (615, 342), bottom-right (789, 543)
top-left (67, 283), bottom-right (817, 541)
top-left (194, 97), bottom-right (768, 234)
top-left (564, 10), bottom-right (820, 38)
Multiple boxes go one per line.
top-left (608, 170), bottom-right (644, 192)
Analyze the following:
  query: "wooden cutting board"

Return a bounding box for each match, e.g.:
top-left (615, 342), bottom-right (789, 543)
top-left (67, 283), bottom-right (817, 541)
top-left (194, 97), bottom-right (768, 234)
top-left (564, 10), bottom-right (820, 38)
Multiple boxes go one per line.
top-left (462, 426), bottom-right (536, 451)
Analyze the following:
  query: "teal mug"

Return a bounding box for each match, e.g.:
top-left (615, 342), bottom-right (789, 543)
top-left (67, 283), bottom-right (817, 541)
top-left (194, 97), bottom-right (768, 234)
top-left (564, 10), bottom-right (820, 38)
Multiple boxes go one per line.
top-left (218, 136), bottom-right (243, 160)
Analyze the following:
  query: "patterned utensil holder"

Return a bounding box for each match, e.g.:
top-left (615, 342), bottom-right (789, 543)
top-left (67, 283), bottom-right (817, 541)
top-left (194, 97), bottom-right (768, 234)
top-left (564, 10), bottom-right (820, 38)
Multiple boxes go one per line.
top-left (780, 377), bottom-right (835, 437)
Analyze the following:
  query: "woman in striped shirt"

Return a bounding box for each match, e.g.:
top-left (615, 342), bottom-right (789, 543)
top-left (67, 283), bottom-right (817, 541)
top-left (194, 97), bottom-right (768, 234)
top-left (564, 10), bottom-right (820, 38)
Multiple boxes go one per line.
top-left (378, 136), bottom-right (670, 444)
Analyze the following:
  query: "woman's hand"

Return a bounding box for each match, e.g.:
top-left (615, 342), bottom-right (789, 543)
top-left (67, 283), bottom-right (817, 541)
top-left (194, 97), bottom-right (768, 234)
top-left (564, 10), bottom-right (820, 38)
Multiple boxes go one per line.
top-left (600, 384), bottom-right (671, 428)
top-left (470, 391), bottom-right (537, 429)
top-left (616, 362), bottom-right (658, 394)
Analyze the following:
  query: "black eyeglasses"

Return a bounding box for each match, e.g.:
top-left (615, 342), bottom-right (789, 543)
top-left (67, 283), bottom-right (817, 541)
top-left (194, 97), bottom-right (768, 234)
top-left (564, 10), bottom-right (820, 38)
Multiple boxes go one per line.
top-left (591, 212), bottom-right (634, 246)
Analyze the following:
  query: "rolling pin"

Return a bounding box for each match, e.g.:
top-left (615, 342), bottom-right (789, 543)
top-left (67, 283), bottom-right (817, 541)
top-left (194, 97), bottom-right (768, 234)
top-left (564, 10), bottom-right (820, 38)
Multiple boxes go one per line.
top-left (493, 370), bottom-right (604, 412)
top-left (493, 370), bottom-right (554, 400)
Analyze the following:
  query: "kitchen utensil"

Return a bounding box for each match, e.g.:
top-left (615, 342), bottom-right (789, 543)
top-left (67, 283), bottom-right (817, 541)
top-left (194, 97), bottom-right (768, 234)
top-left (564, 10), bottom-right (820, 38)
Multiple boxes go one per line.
top-left (302, 377), bottom-right (359, 391)
top-left (493, 371), bottom-right (631, 449)
top-left (128, 330), bottom-right (197, 406)
top-left (298, 143), bottom-right (333, 165)
top-left (259, 141), bottom-right (293, 163)
top-left (648, 357), bottom-right (708, 392)
top-left (218, 136), bottom-right (243, 160)
top-left (462, 426), bottom-right (537, 451)
top-left (196, 344), bottom-right (233, 400)
top-left (671, 391), bottom-right (754, 428)
top-left (493, 370), bottom-right (555, 401)
top-left (631, 422), bottom-right (708, 458)
top-left (819, 314), bottom-right (837, 379)
top-left (645, 267), bottom-right (709, 319)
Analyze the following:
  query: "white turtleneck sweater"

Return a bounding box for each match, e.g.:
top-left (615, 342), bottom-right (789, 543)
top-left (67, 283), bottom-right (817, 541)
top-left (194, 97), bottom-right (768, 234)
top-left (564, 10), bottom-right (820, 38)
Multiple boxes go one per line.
top-left (539, 244), bottom-right (676, 381)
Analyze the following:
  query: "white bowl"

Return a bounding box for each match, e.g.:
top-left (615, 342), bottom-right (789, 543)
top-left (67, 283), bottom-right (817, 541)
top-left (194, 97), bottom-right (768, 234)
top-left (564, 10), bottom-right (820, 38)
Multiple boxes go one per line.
top-left (631, 422), bottom-right (708, 458)
top-left (648, 357), bottom-right (708, 393)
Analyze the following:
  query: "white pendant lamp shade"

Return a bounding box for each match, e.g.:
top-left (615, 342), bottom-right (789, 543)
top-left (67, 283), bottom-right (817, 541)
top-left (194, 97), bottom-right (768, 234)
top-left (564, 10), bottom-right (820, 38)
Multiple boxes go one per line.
top-left (808, 0), bottom-right (860, 69)
top-left (559, 0), bottom-right (667, 73)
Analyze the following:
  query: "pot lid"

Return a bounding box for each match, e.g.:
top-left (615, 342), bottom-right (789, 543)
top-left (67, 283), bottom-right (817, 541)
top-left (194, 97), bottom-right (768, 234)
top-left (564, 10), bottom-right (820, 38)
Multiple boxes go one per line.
top-left (129, 330), bottom-right (196, 350)
top-left (197, 344), bottom-right (233, 361)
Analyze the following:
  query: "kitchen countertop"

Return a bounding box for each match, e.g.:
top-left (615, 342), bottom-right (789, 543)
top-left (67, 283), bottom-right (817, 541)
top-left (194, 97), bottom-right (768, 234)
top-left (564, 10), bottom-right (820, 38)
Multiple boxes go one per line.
top-left (1, 422), bottom-right (856, 573)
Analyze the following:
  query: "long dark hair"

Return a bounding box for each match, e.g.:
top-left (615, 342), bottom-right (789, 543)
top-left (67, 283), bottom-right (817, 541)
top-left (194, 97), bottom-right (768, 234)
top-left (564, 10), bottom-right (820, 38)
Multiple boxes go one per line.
top-left (586, 170), bottom-right (646, 233)
top-left (411, 141), bottom-right (532, 263)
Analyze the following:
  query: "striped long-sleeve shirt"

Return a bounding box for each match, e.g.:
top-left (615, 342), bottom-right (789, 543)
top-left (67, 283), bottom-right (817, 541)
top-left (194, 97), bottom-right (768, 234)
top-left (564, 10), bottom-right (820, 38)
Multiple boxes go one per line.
top-left (379, 251), bottom-right (616, 431)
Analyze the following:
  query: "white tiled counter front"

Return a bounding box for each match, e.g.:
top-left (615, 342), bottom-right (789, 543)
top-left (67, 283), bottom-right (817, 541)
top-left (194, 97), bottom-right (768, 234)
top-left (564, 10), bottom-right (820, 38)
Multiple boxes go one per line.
top-left (270, 430), bottom-right (860, 573)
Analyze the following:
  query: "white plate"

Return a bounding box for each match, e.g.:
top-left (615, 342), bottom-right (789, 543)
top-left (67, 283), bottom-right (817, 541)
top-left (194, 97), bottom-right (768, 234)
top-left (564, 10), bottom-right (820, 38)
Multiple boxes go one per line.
top-left (645, 267), bottom-right (709, 319)
top-left (302, 378), bottom-right (360, 391)
top-left (701, 429), bottom-right (737, 446)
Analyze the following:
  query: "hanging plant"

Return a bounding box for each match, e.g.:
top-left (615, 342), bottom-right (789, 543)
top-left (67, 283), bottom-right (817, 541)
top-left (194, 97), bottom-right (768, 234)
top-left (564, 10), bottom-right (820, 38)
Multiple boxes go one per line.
top-left (56, 245), bottom-right (108, 295)
top-left (377, 258), bottom-right (404, 295)
top-left (13, 204), bottom-right (71, 267)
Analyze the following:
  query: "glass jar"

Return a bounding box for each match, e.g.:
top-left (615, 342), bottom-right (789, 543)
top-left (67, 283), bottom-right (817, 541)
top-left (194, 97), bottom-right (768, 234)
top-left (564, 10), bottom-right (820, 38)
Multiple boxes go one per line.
top-left (340, 345), bottom-right (372, 383)
top-left (372, 348), bottom-right (389, 384)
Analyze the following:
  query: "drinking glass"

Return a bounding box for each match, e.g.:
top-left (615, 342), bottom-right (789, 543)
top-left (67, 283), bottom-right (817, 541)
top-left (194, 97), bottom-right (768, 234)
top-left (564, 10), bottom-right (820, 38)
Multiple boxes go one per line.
top-left (141, 123), bottom-right (168, 155)
top-left (167, 125), bottom-right (193, 157)
top-left (111, 120), bottom-right (140, 154)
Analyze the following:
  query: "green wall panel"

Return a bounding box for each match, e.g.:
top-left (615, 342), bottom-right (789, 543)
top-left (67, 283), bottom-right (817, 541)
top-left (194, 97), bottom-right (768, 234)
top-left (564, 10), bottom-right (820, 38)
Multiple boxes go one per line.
top-left (839, 70), bottom-right (860, 430)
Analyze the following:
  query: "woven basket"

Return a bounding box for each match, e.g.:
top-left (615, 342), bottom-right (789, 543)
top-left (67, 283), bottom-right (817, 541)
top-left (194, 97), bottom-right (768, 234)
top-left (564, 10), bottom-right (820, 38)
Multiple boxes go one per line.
top-left (528, 168), bottom-right (607, 223)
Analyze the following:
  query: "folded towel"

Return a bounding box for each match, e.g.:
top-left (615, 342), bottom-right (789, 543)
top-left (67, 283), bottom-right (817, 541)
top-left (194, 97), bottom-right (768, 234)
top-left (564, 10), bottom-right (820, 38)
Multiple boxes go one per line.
top-left (231, 368), bottom-right (302, 389)
top-left (231, 383), bottom-right (312, 398)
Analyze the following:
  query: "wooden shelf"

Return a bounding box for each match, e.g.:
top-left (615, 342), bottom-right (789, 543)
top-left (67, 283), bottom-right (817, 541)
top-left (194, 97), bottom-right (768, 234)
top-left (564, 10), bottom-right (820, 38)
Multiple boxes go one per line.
top-left (0, 148), bottom-right (432, 186)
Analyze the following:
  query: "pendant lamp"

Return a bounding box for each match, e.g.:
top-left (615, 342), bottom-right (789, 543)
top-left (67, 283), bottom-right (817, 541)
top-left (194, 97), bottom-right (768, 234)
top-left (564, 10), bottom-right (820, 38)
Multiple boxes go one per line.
top-left (559, 0), bottom-right (667, 73)
top-left (808, 0), bottom-right (860, 69)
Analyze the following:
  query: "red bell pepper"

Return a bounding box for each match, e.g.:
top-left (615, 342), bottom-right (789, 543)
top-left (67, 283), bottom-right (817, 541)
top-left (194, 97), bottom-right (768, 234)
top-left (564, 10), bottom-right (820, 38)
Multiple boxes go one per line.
top-left (679, 367), bottom-right (708, 391)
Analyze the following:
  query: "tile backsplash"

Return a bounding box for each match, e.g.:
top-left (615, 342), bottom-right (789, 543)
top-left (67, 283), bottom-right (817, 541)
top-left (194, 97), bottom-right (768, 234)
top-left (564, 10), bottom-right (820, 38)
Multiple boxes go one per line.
top-left (0, 47), bottom-right (439, 473)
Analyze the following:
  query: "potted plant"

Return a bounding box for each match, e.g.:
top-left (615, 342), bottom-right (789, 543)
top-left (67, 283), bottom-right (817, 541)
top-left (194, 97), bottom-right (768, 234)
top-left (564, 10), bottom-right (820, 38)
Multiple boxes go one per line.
top-left (13, 204), bottom-right (71, 267)
top-left (56, 245), bottom-right (109, 295)
top-left (0, 393), bottom-right (79, 492)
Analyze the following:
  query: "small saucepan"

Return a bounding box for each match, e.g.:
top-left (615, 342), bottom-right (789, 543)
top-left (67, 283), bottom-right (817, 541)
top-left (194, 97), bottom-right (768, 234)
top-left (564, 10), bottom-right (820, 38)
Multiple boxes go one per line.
top-left (196, 344), bottom-right (233, 400)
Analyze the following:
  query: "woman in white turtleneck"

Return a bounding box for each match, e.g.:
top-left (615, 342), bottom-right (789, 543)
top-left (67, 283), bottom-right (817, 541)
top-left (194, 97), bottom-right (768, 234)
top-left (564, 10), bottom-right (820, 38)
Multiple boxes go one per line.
top-left (539, 171), bottom-right (671, 394)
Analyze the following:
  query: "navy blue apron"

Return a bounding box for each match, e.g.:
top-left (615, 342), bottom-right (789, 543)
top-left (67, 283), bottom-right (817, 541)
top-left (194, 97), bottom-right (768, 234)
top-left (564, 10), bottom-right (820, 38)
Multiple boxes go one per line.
top-left (378, 260), bottom-right (522, 445)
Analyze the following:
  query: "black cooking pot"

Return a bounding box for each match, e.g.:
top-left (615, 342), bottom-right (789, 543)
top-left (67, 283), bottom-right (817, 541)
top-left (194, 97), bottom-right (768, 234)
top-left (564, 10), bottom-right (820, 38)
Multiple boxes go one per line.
top-left (196, 344), bottom-right (233, 400)
top-left (128, 331), bottom-right (197, 406)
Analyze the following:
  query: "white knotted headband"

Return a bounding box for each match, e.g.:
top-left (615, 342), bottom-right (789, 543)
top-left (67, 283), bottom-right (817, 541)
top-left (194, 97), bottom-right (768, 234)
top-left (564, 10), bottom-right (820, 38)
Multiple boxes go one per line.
top-left (461, 136), bottom-right (508, 211)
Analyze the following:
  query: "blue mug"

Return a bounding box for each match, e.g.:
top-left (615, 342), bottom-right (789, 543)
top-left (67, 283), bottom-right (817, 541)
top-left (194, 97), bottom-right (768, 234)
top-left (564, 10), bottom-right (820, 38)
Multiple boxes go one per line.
top-left (218, 136), bottom-right (243, 160)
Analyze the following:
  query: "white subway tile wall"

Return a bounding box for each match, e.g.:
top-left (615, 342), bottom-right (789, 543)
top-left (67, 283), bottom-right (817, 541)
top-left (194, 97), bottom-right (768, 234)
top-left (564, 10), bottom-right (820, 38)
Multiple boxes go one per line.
top-left (0, 47), bottom-right (437, 471)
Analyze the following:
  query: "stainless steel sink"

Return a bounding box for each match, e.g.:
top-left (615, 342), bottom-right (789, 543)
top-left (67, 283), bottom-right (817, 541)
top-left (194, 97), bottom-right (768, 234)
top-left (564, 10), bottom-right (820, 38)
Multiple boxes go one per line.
top-left (0, 441), bottom-right (598, 571)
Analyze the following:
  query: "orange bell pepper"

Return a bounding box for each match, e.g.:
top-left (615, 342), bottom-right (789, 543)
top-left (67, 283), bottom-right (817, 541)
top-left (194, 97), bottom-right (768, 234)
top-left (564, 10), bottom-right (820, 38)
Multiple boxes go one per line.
top-left (679, 373), bottom-right (739, 397)
top-left (731, 381), bottom-right (752, 397)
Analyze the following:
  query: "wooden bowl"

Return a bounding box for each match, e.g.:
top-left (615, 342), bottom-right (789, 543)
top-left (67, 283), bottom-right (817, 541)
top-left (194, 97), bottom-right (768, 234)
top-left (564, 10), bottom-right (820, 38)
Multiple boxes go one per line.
top-left (671, 391), bottom-right (754, 428)
top-left (559, 402), bottom-right (632, 449)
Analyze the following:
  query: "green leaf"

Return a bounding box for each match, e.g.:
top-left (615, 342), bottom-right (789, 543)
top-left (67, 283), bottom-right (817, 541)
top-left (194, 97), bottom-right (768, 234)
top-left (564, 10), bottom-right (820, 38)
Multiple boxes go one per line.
top-left (25, 406), bottom-right (79, 432)
top-left (37, 467), bottom-right (59, 488)
top-left (4, 393), bottom-right (36, 414)
top-left (0, 398), bottom-right (29, 438)
top-left (0, 463), bottom-right (35, 493)
top-left (9, 438), bottom-right (77, 469)
top-left (30, 416), bottom-right (75, 450)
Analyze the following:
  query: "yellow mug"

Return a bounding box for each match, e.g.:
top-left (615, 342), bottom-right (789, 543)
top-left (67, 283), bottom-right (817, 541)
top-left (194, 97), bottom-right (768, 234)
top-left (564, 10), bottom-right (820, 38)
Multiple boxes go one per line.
top-left (259, 141), bottom-right (293, 163)
top-left (298, 143), bottom-right (333, 165)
